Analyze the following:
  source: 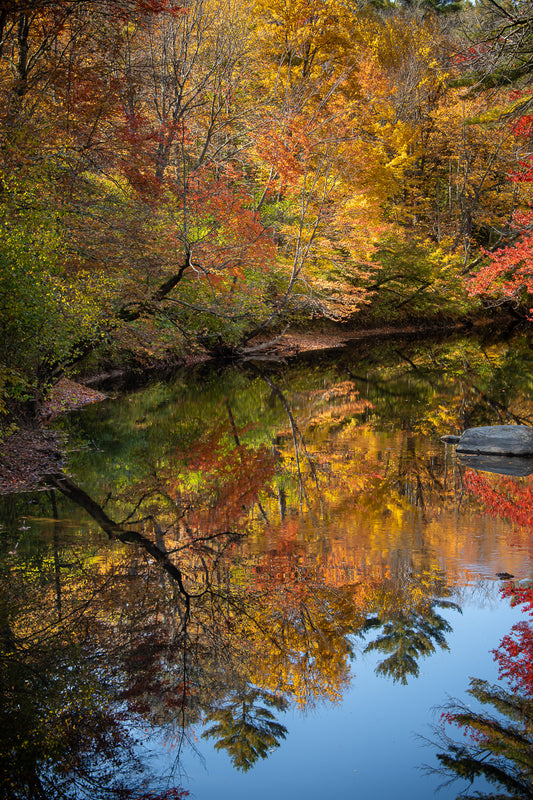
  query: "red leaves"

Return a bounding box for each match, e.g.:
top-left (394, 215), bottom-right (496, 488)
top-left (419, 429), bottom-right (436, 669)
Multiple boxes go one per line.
top-left (165, 426), bottom-right (276, 532)
top-left (463, 475), bottom-right (533, 696)
top-left (493, 585), bottom-right (533, 695)
top-left (93, 1), bottom-right (184, 19)
top-left (132, 0), bottom-right (182, 11)
top-left (452, 43), bottom-right (489, 66)
top-left (494, 620), bottom-right (533, 695)
top-left (254, 117), bottom-right (312, 188)
top-left (464, 470), bottom-right (533, 529)
top-left (500, 583), bottom-right (533, 614)
top-left (511, 113), bottom-right (533, 141)
top-left (466, 100), bottom-right (533, 308)
top-left (510, 159), bottom-right (533, 183)
top-left (468, 217), bottom-right (533, 314)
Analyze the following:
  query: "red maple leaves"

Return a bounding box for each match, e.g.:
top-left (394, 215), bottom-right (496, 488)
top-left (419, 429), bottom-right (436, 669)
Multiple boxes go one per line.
top-left (493, 584), bottom-right (533, 695)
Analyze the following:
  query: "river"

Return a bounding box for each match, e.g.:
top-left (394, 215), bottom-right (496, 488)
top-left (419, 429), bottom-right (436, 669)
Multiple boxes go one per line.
top-left (2, 328), bottom-right (533, 799)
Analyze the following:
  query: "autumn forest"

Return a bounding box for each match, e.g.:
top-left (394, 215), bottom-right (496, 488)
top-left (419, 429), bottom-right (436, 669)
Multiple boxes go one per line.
top-left (2, 0), bottom-right (533, 418)
top-left (6, 4), bottom-right (533, 798)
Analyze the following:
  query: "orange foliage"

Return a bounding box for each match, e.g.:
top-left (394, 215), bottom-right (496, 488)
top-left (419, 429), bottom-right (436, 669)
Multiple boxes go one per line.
top-left (165, 429), bottom-right (276, 532)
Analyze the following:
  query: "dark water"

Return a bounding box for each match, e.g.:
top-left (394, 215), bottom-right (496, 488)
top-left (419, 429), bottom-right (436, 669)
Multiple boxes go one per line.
top-left (3, 330), bottom-right (533, 799)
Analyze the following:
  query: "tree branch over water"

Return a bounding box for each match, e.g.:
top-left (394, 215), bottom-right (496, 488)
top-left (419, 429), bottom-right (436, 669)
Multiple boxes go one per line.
top-left (45, 472), bottom-right (227, 605)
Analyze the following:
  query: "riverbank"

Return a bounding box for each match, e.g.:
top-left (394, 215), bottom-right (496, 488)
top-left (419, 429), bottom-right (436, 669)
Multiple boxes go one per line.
top-left (0, 313), bottom-right (523, 495)
top-left (81, 313), bottom-right (511, 390)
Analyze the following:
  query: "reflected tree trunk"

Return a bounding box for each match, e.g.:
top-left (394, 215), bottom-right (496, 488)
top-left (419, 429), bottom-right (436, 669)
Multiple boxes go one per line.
top-left (49, 489), bottom-right (62, 619)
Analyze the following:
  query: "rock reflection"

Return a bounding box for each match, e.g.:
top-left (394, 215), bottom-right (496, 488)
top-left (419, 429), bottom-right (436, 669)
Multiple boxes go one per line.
top-left (458, 453), bottom-right (533, 477)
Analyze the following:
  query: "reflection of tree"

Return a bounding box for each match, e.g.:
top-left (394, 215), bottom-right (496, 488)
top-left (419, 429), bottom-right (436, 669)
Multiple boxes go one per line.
top-left (465, 470), bottom-right (533, 529)
top-left (0, 465), bottom-right (240, 797)
top-left (0, 584), bottom-right (143, 799)
top-left (364, 600), bottom-right (456, 683)
top-left (436, 679), bottom-right (533, 799)
top-left (464, 469), bottom-right (533, 557)
top-left (434, 585), bottom-right (533, 799)
top-left (0, 460), bottom-right (370, 792)
top-left (363, 572), bottom-right (460, 684)
top-left (202, 686), bottom-right (288, 771)
top-left (494, 585), bottom-right (533, 697)
top-left (374, 336), bottom-right (533, 439)
top-left (4, 346), bottom-right (494, 792)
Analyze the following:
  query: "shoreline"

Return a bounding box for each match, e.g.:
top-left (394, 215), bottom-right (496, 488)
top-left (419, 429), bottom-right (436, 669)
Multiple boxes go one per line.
top-left (0, 314), bottom-right (524, 496)
top-left (80, 313), bottom-right (514, 391)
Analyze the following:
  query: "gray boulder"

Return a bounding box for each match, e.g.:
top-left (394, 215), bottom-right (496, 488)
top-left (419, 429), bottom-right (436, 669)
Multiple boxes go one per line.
top-left (442, 425), bottom-right (533, 456)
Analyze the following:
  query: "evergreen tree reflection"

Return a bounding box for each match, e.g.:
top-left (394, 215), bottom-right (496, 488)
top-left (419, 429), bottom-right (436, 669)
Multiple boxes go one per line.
top-left (437, 678), bottom-right (533, 799)
top-left (434, 585), bottom-right (533, 799)
top-left (363, 575), bottom-right (459, 684)
top-left (202, 686), bottom-right (288, 771)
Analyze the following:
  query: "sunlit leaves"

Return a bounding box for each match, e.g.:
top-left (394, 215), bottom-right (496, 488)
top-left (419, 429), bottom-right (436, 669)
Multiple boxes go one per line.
top-left (469, 220), bottom-right (533, 317)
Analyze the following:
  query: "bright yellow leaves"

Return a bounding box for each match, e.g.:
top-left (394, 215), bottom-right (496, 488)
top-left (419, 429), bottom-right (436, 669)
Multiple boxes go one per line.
top-left (2, 0), bottom-right (532, 412)
top-left (252, 0), bottom-right (355, 86)
top-left (250, 0), bottom-right (528, 314)
top-left (245, 1), bottom-right (480, 320)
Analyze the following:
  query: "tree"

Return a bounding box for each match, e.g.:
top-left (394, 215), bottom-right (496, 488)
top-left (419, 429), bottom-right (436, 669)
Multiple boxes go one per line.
top-left (0, 1), bottom-right (179, 413)
top-left (0, 171), bottom-right (108, 412)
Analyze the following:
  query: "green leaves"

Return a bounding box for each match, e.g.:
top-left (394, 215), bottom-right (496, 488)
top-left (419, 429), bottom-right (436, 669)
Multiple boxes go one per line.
top-left (0, 172), bottom-right (109, 415)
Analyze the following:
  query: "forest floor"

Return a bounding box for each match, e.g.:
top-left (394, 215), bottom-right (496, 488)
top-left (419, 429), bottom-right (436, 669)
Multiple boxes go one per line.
top-left (82, 316), bottom-right (482, 389)
top-left (246, 320), bottom-right (468, 355)
top-left (0, 379), bottom-right (107, 494)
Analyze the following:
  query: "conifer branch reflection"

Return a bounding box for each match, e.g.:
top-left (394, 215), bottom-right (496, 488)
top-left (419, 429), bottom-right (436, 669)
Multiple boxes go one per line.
top-left (431, 584), bottom-right (533, 799)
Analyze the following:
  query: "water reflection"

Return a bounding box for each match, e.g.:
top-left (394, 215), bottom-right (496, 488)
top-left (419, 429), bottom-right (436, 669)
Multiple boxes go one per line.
top-left (3, 331), bottom-right (533, 797)
top-left (432, 431), bottom-right (533, 798)
top-left (458, 453), bottom-right (533, 477)
top-left (2, 467), bottom-right (428, 796)
top-left (364, 594), bottom-right (460, 684)
top-left (434, 582), bottom-right (533, 799)
top-left (202, 687), bottom-right (288, 772)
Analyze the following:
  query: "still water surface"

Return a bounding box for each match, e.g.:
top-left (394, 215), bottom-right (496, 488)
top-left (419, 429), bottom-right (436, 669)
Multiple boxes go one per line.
top-left (3, 330), bottom-right (533, 799)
